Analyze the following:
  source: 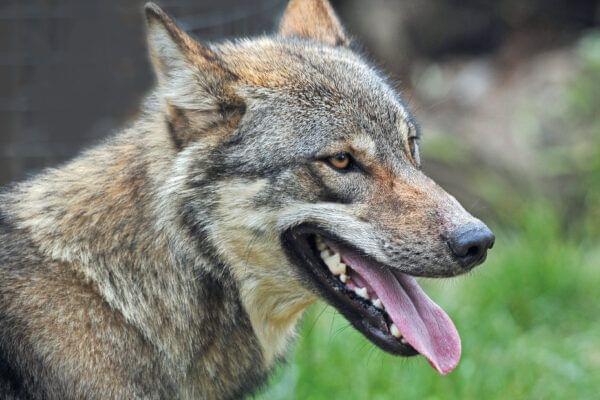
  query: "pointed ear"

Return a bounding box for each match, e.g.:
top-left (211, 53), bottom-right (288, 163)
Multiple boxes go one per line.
top-left (144, 3), bottom-right (243, 149)
top-left (144, 2), bottom-right (225, 85)
top-left (279, 0), bottom-right (349, 47)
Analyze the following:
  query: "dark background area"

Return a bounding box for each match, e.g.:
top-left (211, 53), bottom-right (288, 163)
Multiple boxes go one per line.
top-left (0, 0), bottom-right (289, 184)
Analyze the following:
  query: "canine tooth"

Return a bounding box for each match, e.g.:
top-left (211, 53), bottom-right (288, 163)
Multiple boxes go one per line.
top-left (372, 298), bottom-right (383, 309)
top-left (316, 240), bottom-right (326, 251)
top-left (330, 261), bottom-right (346, 276)
top-left (354, 287), bottom-right (368, 299)
top-left (390, 324), bottom-right (401, 338)
top-left (325, 252), bottom-right (340, 264)
top-left (400, 337), bottom-right (407, 344)
top-left (339, 273), bottom-right (348, 283)
top-left (324, 254), bottom-right (342, 273)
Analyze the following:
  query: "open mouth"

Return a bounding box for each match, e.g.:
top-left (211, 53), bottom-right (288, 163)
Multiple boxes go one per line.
top-left (281, 224), bottom-right (461, 375)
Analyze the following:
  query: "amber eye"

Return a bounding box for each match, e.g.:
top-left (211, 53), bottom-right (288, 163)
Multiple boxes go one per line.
top-left (328, 152), bottom-right (352, 170)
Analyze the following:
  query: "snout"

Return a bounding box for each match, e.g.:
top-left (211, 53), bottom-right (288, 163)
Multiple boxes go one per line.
top-left (448, 223), bottom-right (495, 270)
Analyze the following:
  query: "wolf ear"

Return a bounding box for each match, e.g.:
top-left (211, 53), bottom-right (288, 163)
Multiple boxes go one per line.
top-left (144, 3), bottom-right (242, 149)
top-left (279, 0), bottom-right (349, 47)
top-left (145, 3), bottom-right (218, 84)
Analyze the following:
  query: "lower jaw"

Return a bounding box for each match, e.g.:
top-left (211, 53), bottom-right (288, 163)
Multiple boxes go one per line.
top-left (349, 317), bottom-right (419, 357)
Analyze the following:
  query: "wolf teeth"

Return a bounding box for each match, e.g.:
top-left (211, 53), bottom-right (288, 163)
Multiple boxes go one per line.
top-left (390, 323), bottom-right (401, 338)
top-left (323, 252), bottom-right (341, 271)
top-left (316, 239), bottom-right (327, 252)
top-left (321, 251), bottom-right (336, 263)
top-left (354, 287), bottom-right (368, 299)
top-left (322, 251), bottom-right (346, 276)
top-left (372, 298), bottom-right (383, 309)
top-left (332, 263), bottom-right (347, 276)
top-left (317, 236), bottom-right (397, 340)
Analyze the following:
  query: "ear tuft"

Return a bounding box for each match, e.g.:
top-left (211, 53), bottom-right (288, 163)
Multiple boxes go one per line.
top-left (145, 3), bottom-right (205, 80)
top-left (144, 2), bottom-right (164, 24)
top-left (279, 0), bottom-right (349, 47)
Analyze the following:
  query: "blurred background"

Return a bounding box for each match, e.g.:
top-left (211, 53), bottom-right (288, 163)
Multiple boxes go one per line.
top-left (1, 0), bottom-right (599, 398)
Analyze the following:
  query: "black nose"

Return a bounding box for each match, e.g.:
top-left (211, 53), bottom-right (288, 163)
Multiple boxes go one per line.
top-left (448, 224), bottom-right (495, 269)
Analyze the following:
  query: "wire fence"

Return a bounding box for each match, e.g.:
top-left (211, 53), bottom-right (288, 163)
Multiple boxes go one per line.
top-left (0, 0), bottom-right (287, 185)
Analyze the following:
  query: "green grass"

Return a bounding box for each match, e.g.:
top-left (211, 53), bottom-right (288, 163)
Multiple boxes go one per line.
top-left (259, 206), bottom-right (600, 399)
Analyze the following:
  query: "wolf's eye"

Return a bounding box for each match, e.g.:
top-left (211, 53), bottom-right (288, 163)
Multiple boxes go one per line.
top-left (328, 152), bottom-right (352, 170)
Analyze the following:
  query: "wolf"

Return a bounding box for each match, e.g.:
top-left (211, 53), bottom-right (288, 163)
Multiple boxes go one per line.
top-left (0, 0), bottom-right (494, 398)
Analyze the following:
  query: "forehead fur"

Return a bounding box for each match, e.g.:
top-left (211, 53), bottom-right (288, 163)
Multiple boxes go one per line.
top-left (214, 37), bottom-right (416, 154)
top-left (218, 38), bottom-right (401, 106)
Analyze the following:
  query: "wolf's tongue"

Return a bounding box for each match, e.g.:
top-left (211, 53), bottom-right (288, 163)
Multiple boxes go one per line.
top-left (343, 254), bottom-right (461, 375)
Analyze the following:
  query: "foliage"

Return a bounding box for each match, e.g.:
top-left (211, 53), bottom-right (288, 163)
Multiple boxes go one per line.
top-left (567, 31), bottom-right (600, 238)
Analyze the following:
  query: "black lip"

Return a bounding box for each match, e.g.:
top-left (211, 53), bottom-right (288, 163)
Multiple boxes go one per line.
top-left (281, 223), bottom-right (418, 357)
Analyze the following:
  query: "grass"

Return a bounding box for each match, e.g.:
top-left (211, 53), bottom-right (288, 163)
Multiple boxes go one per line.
top-left (258, 205), bottom-right (600, 399)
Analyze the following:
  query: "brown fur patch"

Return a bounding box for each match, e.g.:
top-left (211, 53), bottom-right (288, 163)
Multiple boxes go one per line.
top-left (279, 0), bottom-right (349, 46)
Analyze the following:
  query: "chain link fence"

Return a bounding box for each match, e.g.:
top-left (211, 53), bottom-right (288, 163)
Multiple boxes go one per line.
top-left (0, 0), bottom-right (287, 185)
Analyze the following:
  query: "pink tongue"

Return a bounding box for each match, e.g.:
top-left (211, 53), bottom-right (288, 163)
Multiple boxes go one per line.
top-left (344, 254), bottom-right (461, 375)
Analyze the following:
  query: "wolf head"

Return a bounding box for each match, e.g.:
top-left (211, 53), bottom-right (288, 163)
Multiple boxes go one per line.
top-left (145, 0), bottom-right (494, 374)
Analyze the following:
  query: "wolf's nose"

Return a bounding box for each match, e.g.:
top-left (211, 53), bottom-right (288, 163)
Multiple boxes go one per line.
top-left (448, 224), bottom-right (495, 269)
